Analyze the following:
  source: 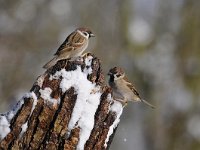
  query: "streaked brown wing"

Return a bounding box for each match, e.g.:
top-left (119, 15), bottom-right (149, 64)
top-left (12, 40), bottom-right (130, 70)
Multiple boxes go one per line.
top-left (123, 77), bottom-right (141, 97)
top-left (54, 31), bottom-right (76, 55)
top-left (55, 47), bottom-right (74, 56)
top-left (71, 32), bottom-right (85, 45)
top-left (54, 31), bottom-right (85, 55)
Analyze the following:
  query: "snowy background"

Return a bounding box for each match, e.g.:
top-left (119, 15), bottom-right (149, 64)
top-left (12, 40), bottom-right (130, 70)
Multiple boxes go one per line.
top-left (0, 0), bottom-right (200, 150)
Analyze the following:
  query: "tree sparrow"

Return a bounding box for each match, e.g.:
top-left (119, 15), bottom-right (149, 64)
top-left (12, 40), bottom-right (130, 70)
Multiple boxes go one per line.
top-left (108, 67), bottom-right (155, 108)
top-left (43, 27), bottom-right (95, 69)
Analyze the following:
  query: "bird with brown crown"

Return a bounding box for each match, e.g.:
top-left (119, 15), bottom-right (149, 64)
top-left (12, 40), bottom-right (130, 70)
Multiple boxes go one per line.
top-left (108, 67), bottom-right (155, 108)
top-left (43, 27), bottom-right (95, 69)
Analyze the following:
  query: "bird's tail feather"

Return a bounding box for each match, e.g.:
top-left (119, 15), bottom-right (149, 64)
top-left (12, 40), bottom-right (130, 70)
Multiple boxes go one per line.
top-left (43, 57), bottom-right (58, 69)
top-left (141, 99), bottom-right (155, 109)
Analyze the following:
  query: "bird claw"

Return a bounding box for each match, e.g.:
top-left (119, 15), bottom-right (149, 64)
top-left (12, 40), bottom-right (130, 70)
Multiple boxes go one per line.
top-left (123, 101), bottom-right (128, 107)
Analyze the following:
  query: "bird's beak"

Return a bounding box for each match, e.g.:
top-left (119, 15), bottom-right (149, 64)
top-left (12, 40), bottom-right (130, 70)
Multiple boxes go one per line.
top-left (89, 33), bottom-right (95, 37)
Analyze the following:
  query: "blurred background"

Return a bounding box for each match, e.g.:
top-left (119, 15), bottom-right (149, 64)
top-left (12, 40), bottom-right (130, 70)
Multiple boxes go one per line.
top-left (0, 0), bottom-right (200, 149)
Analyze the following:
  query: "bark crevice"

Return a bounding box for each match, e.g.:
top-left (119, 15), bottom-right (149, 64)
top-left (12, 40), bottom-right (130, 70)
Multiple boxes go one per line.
top-left (0, 53), bottom-right (123, 150)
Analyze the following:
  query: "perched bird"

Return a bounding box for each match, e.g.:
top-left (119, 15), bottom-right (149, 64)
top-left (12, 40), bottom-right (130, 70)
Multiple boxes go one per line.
top-left (43, 27), bottom-right (95, 69)
top-left (108, 67), bottom-right (155, 108)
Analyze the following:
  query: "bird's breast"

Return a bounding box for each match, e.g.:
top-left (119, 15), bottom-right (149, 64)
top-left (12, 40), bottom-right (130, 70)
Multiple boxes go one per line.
top-left (114, 80), bottom-right (135, 101)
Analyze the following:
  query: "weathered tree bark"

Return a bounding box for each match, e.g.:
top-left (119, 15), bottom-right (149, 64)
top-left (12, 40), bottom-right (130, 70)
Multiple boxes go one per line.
top-left (0, 53), bottom-right (123, 150)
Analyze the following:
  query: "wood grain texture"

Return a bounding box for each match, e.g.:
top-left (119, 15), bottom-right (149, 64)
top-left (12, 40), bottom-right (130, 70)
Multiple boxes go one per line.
top-left (0, 53), bottom-right (122, 150)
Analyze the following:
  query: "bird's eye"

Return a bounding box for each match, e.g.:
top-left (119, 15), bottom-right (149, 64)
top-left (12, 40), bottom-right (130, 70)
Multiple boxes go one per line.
top-left (83, 32), bottom-right (88, 36)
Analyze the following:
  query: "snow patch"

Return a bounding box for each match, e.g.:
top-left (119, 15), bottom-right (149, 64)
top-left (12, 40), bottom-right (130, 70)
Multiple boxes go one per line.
top-left (104, 101), bottom-right (123, 147)
top-left (51, 63), bottom-right (101, 150)
top-left (36, 75), bottom-right (45, 87)
top-left (85, 55), bottom-right (93, 66)
top-left (3, 92), bottom-right (36, 122)
top-left (0, 91), bottom-right (37, 139)
top-left (40, 87), bottom-right (52, 100)
top-left (77, 88), bottom-right (101, 150)
top-left (20, 122), bottom-right (28, 138)
top-left (23, 92), bottom-right (38, 115)
top-left (23, 92), bottom-right (37, 101)
top-left (84, 55), bottom-right (93, 74)
top-left (19, 92), bottom-right (38, 137)
top-left (39, 87), bottom-right (60, 105)
top-left (0, 116), bottom-right (10, 139)
top-left (107, 94), bottom-right (112, 102)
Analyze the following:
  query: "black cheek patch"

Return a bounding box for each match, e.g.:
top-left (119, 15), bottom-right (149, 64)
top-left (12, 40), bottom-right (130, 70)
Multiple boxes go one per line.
top-left (110, 75), bottom-right (114, 82)
top-left (116, 74), bottom-right (121, 78)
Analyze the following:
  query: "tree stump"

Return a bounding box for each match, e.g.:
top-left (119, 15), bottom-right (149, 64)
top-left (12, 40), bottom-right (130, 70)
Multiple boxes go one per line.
top-left (0, 53), bottom-right (123, 150)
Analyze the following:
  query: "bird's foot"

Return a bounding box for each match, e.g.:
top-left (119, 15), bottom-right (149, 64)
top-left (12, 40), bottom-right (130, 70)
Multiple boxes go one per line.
top-left (123, 101), bottom-right (128, 107)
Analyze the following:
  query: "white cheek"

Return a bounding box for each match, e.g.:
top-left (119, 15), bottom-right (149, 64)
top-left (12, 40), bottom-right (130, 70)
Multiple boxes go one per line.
top-left (77, 30), bottom-right (89, 39)
top-left (114, 74), bottom-right (124, 80)
top-left (114, 75), bottom-right (118, 80)
top-left (85, 33), bottom-right (89, 38)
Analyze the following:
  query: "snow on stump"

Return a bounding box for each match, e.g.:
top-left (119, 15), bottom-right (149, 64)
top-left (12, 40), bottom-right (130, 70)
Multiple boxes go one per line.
top-left (0, 53), bottom-right (123, 150)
